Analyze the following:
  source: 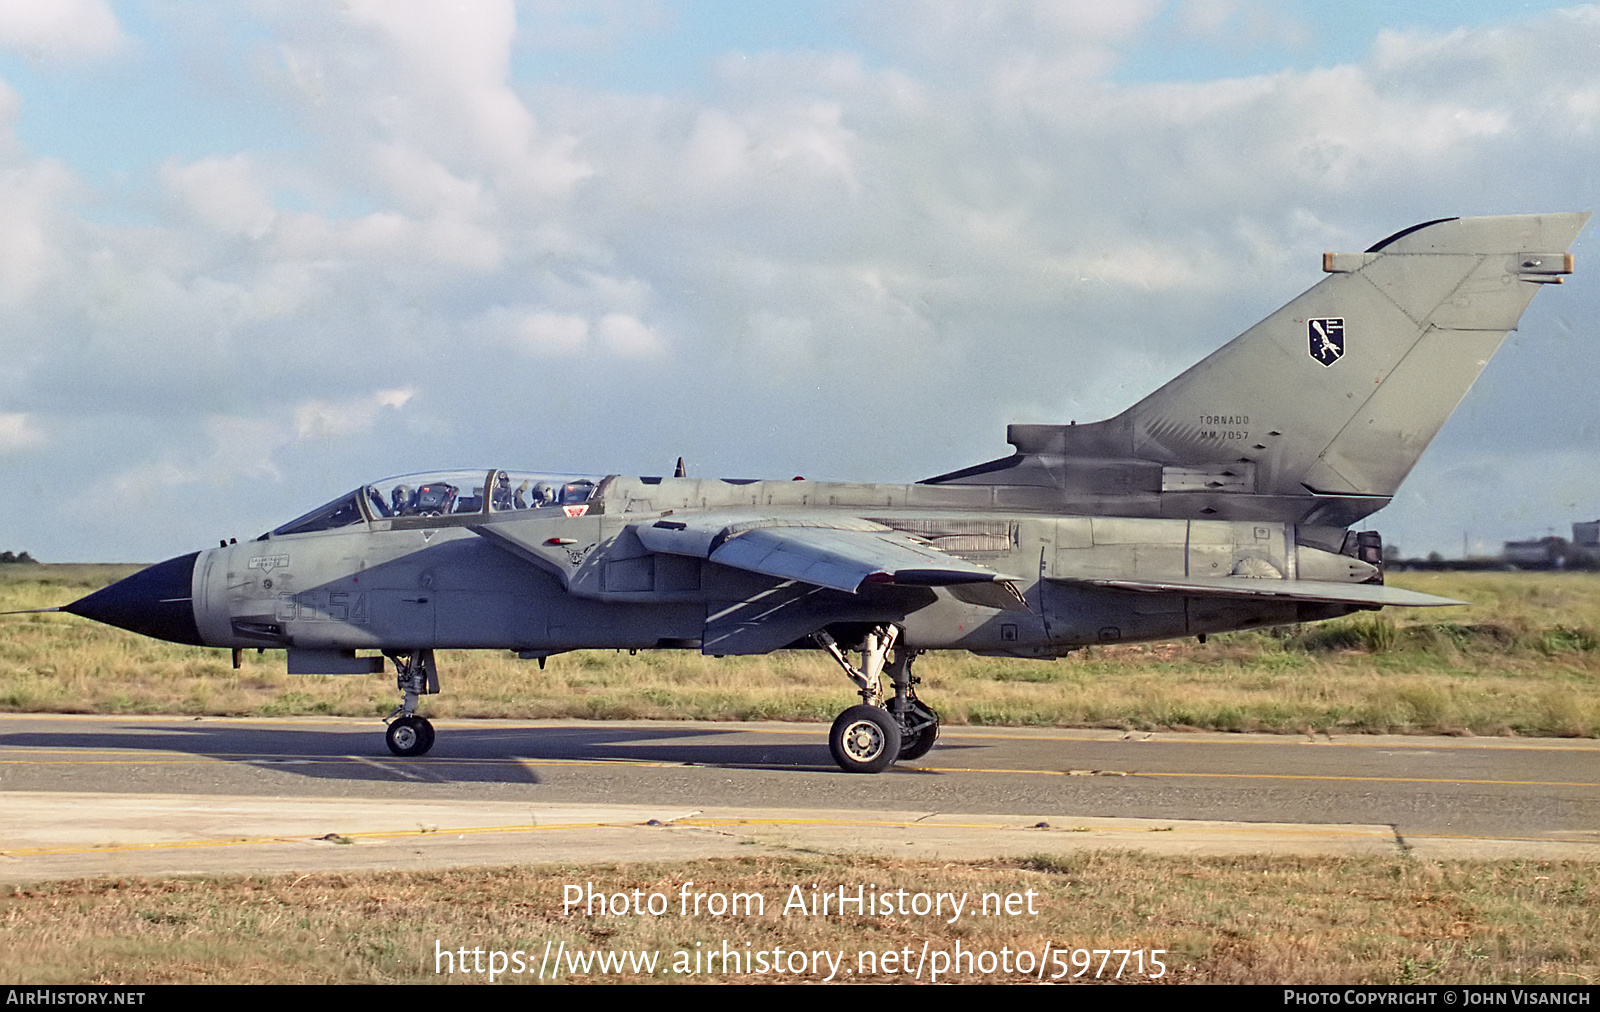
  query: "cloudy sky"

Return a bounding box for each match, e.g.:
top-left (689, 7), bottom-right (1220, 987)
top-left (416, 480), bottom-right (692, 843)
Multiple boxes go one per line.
top-left (1, 0), bottom-right (1596, 562)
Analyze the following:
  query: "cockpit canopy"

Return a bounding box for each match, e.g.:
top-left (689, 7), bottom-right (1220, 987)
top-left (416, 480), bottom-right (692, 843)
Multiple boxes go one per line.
top-left (267, 470), bottom-right (601, 537)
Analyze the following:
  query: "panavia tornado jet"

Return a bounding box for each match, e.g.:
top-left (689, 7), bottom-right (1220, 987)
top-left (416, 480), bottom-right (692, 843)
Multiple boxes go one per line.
top-left (48, 213), bottom-right (1588, 771)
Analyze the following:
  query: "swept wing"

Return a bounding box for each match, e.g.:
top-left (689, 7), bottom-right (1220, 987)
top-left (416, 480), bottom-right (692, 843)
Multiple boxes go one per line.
top-left (632, 514), bottom-right (1022, 594)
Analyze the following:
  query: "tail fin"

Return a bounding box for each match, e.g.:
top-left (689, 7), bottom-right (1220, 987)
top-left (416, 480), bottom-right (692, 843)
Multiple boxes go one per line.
top-left (976, 213), bottom-right (1587, 504)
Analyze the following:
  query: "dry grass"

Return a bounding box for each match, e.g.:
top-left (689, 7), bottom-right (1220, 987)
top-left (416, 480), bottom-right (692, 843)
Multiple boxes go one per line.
top-left (3, 854), bottom-right (1595, 984)
top-left (3, 566), bottom-right (1597, 737)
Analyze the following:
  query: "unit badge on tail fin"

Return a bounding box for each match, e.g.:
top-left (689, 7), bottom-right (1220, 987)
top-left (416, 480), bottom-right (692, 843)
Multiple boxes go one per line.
top-left (1308, 317), bottom-right (1345, 366)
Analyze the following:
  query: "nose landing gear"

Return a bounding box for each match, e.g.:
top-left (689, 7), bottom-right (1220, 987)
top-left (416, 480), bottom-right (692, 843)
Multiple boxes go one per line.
top-left (382, 649), bottom-right (438, 757)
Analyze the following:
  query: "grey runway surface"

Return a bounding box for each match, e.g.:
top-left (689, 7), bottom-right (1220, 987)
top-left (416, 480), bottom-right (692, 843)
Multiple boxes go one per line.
top-left (2, 713), bottom-right (1597, 880)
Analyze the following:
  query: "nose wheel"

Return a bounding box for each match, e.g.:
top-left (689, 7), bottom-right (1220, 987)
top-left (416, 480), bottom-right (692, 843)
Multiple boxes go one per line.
top-left (386, 714), bottom-right (435, 757)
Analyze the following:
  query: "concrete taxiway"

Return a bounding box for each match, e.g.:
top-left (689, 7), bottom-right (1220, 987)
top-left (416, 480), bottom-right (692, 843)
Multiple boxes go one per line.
top-left (1, 714), bottom-right (1596, 881)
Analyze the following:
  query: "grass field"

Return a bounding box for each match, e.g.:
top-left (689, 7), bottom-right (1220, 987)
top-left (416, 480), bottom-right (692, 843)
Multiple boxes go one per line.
top-left (2, 565), bottom-right (1596, 737)
top-left (3, 854), bottom-right (1595, 984)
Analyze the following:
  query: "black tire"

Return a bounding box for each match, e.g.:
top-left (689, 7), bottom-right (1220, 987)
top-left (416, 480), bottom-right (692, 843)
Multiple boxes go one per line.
top-left (386, 715), bottom-right (435, 757)
top-left (897, 706), bottom-right (940, 761)
top-left (829, 705), bottom-right (901, 774)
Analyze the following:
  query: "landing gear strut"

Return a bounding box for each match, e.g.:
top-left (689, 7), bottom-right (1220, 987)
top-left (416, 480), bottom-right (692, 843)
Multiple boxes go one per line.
top-left (815, 625), bottom-right (940, 773)
top-left (382, 649), bottom-right (438, 757)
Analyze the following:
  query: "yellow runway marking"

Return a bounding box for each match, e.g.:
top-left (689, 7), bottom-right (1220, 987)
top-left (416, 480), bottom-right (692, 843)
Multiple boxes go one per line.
top-left (449, 723), bottom-right (1600, 754)
top-left (1120, 770), bottom-right (1596, 788)
top-left (933, 730), bottom-right (1600, 753)
top-left (896, 764), bottom-right (1599, 788)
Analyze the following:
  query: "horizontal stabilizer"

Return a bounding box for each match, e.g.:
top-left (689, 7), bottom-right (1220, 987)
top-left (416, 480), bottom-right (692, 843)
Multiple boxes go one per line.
top-left (1054, 575), bottom-right (1464, 608)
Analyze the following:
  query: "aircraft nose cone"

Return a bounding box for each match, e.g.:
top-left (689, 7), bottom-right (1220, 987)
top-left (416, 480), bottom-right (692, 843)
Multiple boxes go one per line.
top-left (63, 552), bottom-right (204, 646)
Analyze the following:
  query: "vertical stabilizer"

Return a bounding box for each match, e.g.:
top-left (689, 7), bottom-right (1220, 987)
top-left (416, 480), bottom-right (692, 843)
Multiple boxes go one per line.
top-left (1125, 212), bottom-right (1587, 496)
top-left (993, 213), bottom-right (1587, 500)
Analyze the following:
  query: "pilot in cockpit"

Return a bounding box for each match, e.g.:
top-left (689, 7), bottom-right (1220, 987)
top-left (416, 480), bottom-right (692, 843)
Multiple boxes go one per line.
top-left (491, 472), bottom-right (515, 511)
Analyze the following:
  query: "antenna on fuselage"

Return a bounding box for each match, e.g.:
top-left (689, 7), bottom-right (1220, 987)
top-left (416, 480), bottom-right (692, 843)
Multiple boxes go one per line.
top-left (674, 456), bottom-right (686, 478)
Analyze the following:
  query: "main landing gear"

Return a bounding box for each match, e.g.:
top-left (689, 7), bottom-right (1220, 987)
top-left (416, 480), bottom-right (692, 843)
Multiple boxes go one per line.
top-left (815, 625), bottom-right (940, 774)
top-left (382, 649), bottom-right (438, 757)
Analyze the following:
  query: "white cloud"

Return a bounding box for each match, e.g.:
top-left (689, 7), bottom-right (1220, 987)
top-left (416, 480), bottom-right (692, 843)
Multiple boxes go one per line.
top-left (0, 158), bottom-right (76, 309)
top-left (107, 414), bottom-right (286, 508)
top-left (1176, 0), bottom-right (1308, 49)
top-left (0, 412), bottom-right (41, 452)
top-left (1048, 242), bottom-right (1225, 290)
top-left (746, 310), bottom-right (813, 370)
top-left (295, 388), bottom-right (415, 441)
top-left (489, 307), bottom-right (590, 355)
top-left (678, 101), bottom-right (857, 196)
top-left (161, 155), bottom-right (277, 238)
top-left (481, 306), bottom-right (663, 358)
top-left (311, 0), bottom-right (592, 200)
top-left (0, 0), bottom-right (123, 59)
top-left (1566, 85), bottom-right (1600, 134)
top-left (867, 0), bottom-right (1163, 90)
top-left (97, 391), bottom-right (414, 523)
top-left (596, 312), bottom-right (662, 357)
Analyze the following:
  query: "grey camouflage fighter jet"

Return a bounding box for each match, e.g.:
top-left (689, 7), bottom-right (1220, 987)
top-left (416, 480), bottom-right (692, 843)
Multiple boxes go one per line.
top-left (46, 213), bottom-right (1589, 772)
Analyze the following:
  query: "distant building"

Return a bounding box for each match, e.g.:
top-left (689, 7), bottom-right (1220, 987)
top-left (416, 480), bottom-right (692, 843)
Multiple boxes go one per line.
top-left (1574, 521), bottom-right (1600, 548)
top-left (1503, 537), bottom-right (1567, 567)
